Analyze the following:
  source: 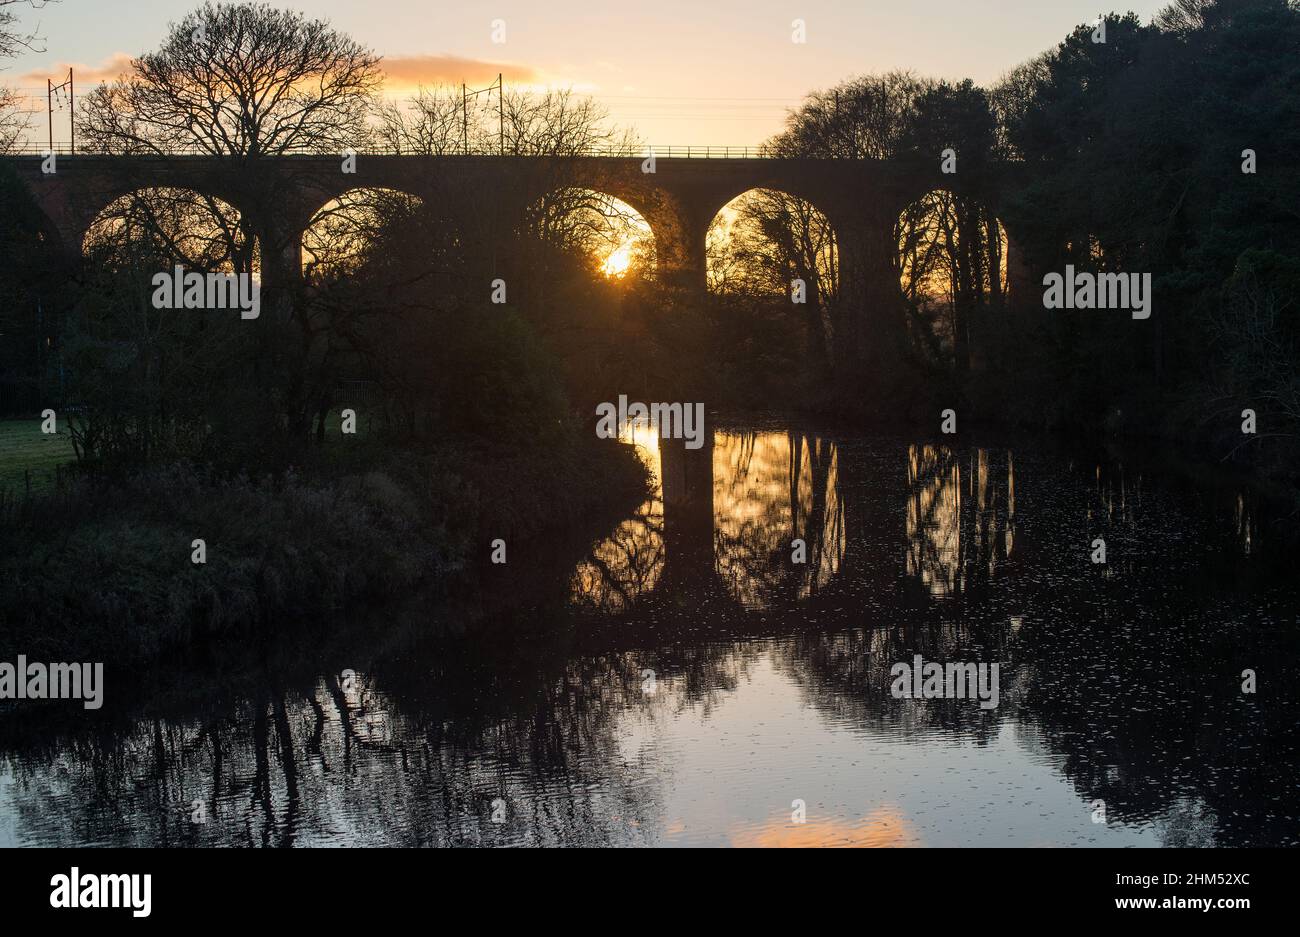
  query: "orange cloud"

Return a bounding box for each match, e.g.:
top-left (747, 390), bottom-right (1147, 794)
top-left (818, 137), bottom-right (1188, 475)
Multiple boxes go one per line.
top-left (16, 52), bottom-right (540, 94)
top-left (19, 53), bottom-right (134, 87)
top-left (380, 55), bottom-right (539, 91)
top-left (730, 807), bottom-right (920, 848)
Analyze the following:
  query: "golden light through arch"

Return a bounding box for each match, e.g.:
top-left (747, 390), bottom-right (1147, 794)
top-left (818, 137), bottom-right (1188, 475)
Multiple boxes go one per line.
top-left (705, 187), bottom-right (838, 298)
top-left (601, 243), bottom-right (634, 278)
top-left (301, 187), bottom-right (425, 281)
top-left (82, 187), bottom-right (255, 274)
top-left (586, 194), bottom-right (654, 280)
top-left (529, 187), bottom-right (656, 280)
top-left (896, 188), bottom-right (1008, 303)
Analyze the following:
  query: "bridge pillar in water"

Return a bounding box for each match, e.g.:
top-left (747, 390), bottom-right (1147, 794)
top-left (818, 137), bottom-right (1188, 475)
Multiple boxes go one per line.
top-left (659, 432), bottom-right (715, 587)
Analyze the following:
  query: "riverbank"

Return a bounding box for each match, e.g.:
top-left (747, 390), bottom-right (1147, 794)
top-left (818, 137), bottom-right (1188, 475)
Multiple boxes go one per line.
top-left (0, 420), bottom-right (76, 494)
top-left (0, 431), bottom-right (649, 665)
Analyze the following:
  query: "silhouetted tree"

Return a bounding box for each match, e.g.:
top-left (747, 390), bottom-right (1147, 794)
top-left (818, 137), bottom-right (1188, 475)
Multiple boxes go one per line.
top-left (77, 1), bottom-right (383, 441)
top-left (992, 0), bottom-right (1300, 461)
top-left (0, 0), bottom-right (51, 152)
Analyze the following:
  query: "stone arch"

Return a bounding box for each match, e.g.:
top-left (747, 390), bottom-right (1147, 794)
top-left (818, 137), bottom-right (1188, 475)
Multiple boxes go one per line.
top-left (701, 173), bottom-right (847, 233)
top-left (11, 158), bottom-right (250, 258)
top-left (698, 185), bottom-right (844, 372)
top-left (80, 186), bottom-right (255, 275)
top-left (299, 186), bottom-right (426, 282)
top-left (895, 186), bottom-right (1008, 294)
top-left (702, 186), bottom-right (841, 300)
top-left (518, 183), bottom-right (662, 281)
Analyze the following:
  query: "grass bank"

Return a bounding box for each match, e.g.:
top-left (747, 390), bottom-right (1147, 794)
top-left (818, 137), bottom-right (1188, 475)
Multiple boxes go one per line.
top-left (0, 431), bottom-right (649, 664)
top-left (0, 420), bottom-right (76, 494)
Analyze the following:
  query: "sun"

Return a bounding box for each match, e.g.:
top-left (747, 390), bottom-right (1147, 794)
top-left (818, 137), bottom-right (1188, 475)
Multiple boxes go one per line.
top-left (602, 244), bottom-right (633, 278)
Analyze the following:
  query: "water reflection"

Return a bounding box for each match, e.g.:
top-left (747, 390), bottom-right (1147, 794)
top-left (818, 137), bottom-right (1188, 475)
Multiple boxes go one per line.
top-left (574, 426), bottom-right (849, 611)
top-left (1, 427), bottom-right (1297, 847)
top-left (731, 806), bottom-right (918, 848)
top-left (903, 445), bottom-right (1018, 599)
top-left (571, 420), bottom-right (665, 613)
top-left (575, 431), bottom-right (1022, 609)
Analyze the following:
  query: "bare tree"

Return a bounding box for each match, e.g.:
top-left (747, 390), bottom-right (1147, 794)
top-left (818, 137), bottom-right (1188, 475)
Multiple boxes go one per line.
top-left (766, 71), bottom-right (930, 159)
top-left (375, 85), bottom-right (485, 155)
top-left (500, 88), bottom-right (637, 157)
top-left (1151, 0), bottom-right (1258, 35)
top-left (377, 85), bottom-right (638, 157)
top-left (0, 0), bottom-right (45, 57)
top-left (75, 2), bottom-right (384, 438)
top-left (0, 0), bottom-right (52, 153)
top-left (78, 2), bottom-right (380, 157)
top-left (989, 54), bottom-right (1052, 160)
top-left (896, 188), bottom-right (1006, 375)
top-left (707, 189), bottom-right (838, 366)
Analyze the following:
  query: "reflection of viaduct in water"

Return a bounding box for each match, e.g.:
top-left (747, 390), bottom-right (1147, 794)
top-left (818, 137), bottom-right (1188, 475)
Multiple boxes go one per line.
top-left (5, 435), bottom-right (1290, 847)
top-left (658, 435), bottom-right (716, 591)
top-left (6, 154), bottom-right (1035, 372)
top-left (579, 432), bottom-right (1021, 626)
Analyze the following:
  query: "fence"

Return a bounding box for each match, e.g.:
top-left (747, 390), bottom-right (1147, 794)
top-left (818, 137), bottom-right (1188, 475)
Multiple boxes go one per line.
top-left (2, 142), bottom-right (777, 159)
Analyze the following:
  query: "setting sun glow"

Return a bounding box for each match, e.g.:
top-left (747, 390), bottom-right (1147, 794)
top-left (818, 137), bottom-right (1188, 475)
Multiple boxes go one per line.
top-left (602, 244), bottom-right (633, 278)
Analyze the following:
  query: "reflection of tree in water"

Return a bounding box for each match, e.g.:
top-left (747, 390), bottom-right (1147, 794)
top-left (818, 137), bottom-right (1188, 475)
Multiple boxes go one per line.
top-left (772, 620), bottom-right (1014, 747)
top-left (712, 432), bottom-right (788, 606)
top-left (776, 441), bottom-right (1300, 846)
top-left (629, 641), bottom-right (768, 723)
top-left (905, 445), bottom-right (1016, 599)
top-left (570, 420), bottom-right (665, 612)
top-left (571, 428), bottom-right (846, 613)
top-left (767, 601), bottom-right (1299, 846)
top-left (1012, 448), bottom-right (1300, 845)
top-left (0, 658), bottom-right (660, 846)
top-left (0, 599), bottom-right (769, 847)
top-left (713, 431), bottom-right (845, 607)
top-left (1009, 582), bottom-right (1300, 847)
top-left (4, 436), bottom-right (1296, 847)
top-left (571, 505), bottom-right (665, 613)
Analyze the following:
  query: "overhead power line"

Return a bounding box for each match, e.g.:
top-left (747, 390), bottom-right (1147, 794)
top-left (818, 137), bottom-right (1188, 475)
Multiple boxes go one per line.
top-left (47, 68), bottom-right (73, 154)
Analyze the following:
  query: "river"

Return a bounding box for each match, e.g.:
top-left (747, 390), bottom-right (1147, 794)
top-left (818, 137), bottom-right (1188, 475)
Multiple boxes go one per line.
top-left (2, 418), bottom-right (1297, 847)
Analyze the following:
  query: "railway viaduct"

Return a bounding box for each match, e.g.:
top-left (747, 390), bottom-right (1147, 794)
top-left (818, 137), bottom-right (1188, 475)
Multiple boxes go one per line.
top-left (3, 151), bottom-right (1035, 377)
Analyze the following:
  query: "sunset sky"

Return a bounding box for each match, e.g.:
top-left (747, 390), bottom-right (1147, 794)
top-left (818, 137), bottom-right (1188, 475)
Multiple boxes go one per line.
top-left (6, 0), bottom-right (1173, 148)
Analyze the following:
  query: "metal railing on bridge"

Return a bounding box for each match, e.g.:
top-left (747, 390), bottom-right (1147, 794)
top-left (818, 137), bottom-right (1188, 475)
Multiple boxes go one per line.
top-left (1, 142), bottom-right (777, 158)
